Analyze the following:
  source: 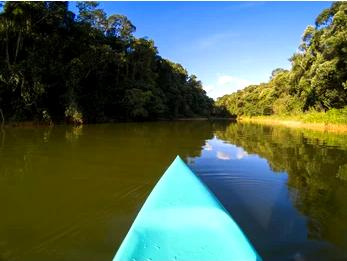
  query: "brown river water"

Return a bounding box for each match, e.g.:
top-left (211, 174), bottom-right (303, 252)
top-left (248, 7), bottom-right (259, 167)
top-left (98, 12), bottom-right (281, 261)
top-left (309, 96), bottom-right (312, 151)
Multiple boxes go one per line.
top-left (1, 121), bottom-right (347, 261)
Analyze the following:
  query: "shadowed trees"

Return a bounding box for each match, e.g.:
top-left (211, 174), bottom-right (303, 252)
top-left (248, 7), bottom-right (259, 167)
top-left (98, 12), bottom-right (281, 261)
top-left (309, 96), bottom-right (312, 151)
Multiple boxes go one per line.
top-left (0, 1), bottom-right (213, 123)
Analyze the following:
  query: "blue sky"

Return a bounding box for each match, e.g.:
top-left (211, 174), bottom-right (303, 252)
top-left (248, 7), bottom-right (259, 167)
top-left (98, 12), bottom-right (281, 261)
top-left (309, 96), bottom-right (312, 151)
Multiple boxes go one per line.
top-left (70, 1), bottom-right (332, 99)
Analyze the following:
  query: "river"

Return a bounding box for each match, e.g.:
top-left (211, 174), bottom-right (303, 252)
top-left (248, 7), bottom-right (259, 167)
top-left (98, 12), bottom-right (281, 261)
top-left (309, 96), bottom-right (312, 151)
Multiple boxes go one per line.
top-left (0, 121), bottom-right (347, 260)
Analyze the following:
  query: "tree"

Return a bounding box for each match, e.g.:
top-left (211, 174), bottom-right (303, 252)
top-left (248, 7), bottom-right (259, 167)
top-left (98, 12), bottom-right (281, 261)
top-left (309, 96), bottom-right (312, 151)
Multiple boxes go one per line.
top-left (218, 2), bottom-right (347, 116)
top-left (0, 1), bottom-right (213, 123)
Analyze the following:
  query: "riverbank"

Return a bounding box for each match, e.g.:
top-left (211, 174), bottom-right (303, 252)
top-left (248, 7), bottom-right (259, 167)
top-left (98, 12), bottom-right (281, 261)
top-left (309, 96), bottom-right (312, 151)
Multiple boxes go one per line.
top-left (239, 107), bottom-right (347, 133)
top-left (2, 117), bottom-right (235, 129)
top-left (176, 117), bottom-right (236, 121)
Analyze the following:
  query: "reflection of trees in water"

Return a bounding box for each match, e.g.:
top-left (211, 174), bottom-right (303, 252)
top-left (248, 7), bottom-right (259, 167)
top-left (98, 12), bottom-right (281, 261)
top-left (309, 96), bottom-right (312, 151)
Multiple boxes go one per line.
top-left (0, 121), bottom-right (228, 180)
top-left (0, 109), bottom-right (5, 148)
top-left (91, 121), bottom-right (225, 161)
top-left (65, 125), bottom-right (83, 143)
top-left (215, 123), bottom-right (347, 248)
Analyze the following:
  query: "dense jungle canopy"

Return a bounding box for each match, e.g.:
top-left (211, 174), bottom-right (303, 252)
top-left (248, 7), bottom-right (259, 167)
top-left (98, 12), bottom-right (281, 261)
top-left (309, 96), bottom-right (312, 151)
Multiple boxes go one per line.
top-left (217, 2), bottom-right (347, 117)
top-left (0, 1), bottom-right (213, 123)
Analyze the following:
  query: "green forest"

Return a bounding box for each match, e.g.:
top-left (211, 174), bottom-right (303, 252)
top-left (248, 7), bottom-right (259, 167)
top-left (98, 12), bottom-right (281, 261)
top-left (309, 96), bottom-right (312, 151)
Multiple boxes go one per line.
top-left (0, 2), bottom-right (213, 124)
top-left (216, 2), bottom-right (347, 118)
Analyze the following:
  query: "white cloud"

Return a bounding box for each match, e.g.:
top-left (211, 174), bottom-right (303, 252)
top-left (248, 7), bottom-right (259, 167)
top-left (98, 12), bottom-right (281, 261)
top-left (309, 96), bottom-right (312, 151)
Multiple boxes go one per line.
top-left (217, 151), bottom-right (231, 160)
top-left (203, 84), bottom-right (214, 93)
top-left (236, 149), bottom-right (248, 160)
top-left (218, 75), bottom-right (249, 87)
top-left (215, 148), bottom-right (249, 161)
top-left (217, 74), bottom-right (252, 90)
top-left (203, 142), bottom-right (213, 151)
top-left (204, 74), bottom-right (253, 99)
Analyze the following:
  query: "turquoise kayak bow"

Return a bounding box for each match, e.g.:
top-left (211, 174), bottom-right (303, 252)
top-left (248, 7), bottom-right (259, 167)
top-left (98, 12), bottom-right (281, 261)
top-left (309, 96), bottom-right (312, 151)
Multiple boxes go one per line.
top-left (114, 156), bottom-right (261, 261)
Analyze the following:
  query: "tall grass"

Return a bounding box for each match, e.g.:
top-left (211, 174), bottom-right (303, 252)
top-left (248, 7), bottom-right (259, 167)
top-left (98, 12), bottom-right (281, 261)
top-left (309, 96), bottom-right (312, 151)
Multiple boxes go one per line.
top-left (239, 107), bottom-right (347, 132)
top-left (297, 107), bottom-right (347, 125)
top-left (245, 107), bottom-right (347, 125)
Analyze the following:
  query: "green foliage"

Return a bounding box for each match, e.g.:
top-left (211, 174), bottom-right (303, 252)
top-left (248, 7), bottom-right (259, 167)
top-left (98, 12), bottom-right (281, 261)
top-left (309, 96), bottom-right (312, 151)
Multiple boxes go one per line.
top-left (42, 109), bottom-right (52, 124)
top-left (0, 1), bottom-right (213, 123)
top-left (248, 106), bottom-right (347, 126)
top-left (65, 103), bottom-right (83, 125)
top-left (299, 106), bottom-right (347, 125)
top-left (217, 2), bottom-right (347, 117)
top-left (124, 88), bottom-right (152, 119)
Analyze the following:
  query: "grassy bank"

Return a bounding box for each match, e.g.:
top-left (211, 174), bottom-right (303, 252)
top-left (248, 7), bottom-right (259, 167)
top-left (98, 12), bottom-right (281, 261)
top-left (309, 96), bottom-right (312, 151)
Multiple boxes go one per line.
top-left (239, 107), bottom-right (347, 133)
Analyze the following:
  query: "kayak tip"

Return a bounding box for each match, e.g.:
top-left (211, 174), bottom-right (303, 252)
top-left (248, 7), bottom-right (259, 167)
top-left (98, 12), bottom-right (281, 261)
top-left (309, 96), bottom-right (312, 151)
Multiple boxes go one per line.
top-left (174, 155), bottom-right (185, 164)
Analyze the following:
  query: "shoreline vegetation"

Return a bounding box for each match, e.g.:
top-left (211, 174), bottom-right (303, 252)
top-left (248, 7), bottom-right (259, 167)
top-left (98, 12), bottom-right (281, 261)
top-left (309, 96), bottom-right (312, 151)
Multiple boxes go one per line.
top-left (0, 2), bottom-right (214, 125)
top-left (216, 2), bottom-right (347, 131)
top-left (1, 2), bottom-right (347, 131)
top-left (4, 115), bottom-right (346, 134)
top-left (2, 116), bottom-right (236, 128)
top-left (239, 107), bottom-right (347, 133)
top-left (237, 112), bottom-right (347, 133)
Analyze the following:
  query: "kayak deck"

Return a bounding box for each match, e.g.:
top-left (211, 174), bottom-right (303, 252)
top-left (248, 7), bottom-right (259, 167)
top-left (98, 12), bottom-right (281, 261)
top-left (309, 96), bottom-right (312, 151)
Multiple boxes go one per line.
top-left (114, 156), bottom-right (261, 261)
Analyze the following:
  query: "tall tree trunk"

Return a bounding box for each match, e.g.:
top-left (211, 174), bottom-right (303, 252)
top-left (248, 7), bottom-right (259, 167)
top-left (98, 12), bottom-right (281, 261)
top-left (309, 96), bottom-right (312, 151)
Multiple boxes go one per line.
top-left (14, 30), bottom-right (22, 64)
top-left (0, 108), bottom-right (4, 128)
top-left (5, 29), bottom-right (10, 69)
